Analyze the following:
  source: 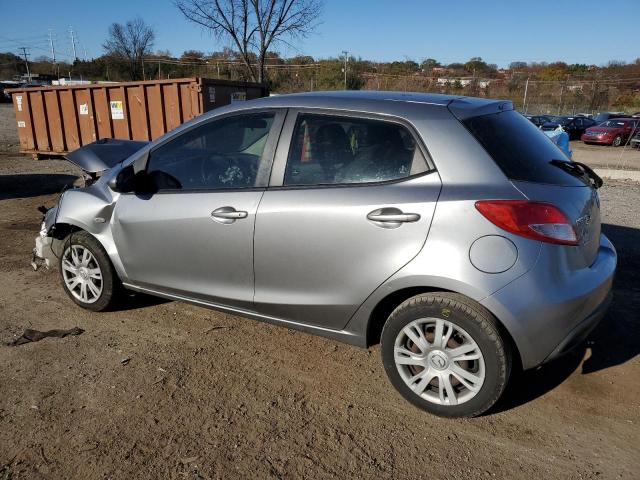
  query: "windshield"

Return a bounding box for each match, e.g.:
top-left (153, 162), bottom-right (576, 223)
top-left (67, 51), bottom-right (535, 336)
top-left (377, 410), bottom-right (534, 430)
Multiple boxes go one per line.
top-left (599, 120), bottom-right (627, 128)
top-left (462, 111), bottom-right (587, 186)
top-left (547, 116), bottom-right (571, 125)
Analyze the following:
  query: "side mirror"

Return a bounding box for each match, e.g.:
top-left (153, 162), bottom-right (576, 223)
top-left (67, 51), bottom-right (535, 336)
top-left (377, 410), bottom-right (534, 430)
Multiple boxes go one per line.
top-left (108, 165), bottom-right (137, 193)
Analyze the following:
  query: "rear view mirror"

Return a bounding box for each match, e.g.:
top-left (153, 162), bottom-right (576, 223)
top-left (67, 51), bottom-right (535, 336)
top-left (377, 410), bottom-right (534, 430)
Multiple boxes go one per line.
top-left (108, 165), bottom-right (136, 193)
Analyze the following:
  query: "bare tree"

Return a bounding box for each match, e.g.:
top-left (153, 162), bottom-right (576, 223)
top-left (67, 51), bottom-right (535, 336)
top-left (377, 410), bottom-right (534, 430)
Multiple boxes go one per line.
top-left (103, 17), bottom-right (155, 80)
top-left (176, 0), bottom-right (322, 83)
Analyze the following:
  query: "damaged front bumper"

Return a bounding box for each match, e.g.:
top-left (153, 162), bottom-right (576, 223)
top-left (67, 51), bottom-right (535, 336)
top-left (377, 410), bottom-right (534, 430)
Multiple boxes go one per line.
top-left (32, 235), bottom-right (56, 270)
top-left (31, 205), bottom-right (60, 271)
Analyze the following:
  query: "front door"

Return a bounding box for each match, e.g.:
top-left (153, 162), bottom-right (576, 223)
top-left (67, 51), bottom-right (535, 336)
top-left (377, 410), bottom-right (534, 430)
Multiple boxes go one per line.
top-left (113, 110), bottom-right (284, 308)
top-left (253, 111), bottom-right (441, 329)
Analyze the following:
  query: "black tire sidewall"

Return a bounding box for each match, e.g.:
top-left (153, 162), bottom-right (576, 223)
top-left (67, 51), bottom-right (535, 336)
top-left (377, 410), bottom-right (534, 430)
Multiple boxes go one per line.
top-left (381, 295), bottom-right (508, 418)
top-left (613, 135), bottom-right (622, 147)
top-left (58, 232), bottom-right (117, 312)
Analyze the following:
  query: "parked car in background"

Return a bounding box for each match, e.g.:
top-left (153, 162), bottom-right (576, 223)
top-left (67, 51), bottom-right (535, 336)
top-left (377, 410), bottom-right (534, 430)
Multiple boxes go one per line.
top-left (525, 115), bottom-right (552, 127)
top-left (32, 91), bottom-right (615, 418)
top-left (582, 118), bottom-right (640, 146)
top-left (541, 116), bottom-right (596, 140)
top-left (592, 112), bottom-right (628, 124)
top-left (631, 112), bottom-right (640, 118)
top-left (628, 129), bottom-right (640, 148)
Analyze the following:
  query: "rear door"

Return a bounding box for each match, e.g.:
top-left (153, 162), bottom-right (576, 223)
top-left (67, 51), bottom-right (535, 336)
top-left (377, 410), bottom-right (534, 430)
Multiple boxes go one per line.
top-left (253, 110), bottom-right (441, 329)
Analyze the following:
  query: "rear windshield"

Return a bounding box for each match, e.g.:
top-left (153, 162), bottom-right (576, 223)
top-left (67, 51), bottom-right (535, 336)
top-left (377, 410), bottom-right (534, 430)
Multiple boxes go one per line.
top-left (462, 110), bottom-right (586, 186)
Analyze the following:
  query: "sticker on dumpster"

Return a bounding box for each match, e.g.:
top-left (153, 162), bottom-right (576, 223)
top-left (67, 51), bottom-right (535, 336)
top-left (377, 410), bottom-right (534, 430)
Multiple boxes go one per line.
top-left (231, 92), bottom-right (246, 102)
top-left (17, 121), bottom-right (26, 128)
top-left (16, 96), bottom-right (22, 111)
top-left (79, 103), bottom-right (89, 115)
top-left (208, 86), bottom-right (215, 103)
top-left (110, 100), bottom-right (124, 120)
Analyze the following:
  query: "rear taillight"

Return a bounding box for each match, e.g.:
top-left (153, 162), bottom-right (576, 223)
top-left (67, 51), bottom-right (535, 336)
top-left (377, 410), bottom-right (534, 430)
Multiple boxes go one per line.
top-left (475, 200), bottom-right (578, 245)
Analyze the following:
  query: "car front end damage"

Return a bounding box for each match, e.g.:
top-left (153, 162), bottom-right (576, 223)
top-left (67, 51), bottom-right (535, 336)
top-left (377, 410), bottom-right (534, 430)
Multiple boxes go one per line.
top-left (31, 138), bottom-right (147, 272)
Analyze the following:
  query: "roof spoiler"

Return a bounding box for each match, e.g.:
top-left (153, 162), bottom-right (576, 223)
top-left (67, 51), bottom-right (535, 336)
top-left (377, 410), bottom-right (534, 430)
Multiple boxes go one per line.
top-left (447, 98), bottom-right (514, 121)
top-left (64, 138), bottom-right (149, 174)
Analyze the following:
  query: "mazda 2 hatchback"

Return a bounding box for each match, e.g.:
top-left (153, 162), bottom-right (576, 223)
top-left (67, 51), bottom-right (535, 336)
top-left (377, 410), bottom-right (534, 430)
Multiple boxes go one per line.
top-left (34, 92), bottom-right (616, 418)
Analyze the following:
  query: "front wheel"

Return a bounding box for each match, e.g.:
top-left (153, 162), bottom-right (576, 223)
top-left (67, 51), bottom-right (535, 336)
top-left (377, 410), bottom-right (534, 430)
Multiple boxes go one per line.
top-left (612, 135), bottom-right (623, 147)
top-left (381, 293), bottom-right (511, 418)
top-left (59, 231), bottom-right (121, 311)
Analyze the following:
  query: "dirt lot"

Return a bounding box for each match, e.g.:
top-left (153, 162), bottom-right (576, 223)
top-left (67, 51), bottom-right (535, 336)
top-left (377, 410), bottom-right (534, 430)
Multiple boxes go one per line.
top-left (572, 141), bottom-right (640, 170)
top-left (0, 103), bottom-right (639, 479)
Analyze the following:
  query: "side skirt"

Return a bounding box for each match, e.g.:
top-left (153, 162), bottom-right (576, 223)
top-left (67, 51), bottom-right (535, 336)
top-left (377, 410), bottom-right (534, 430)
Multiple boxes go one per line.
top-left (122, 282), bottom-right (366, 347)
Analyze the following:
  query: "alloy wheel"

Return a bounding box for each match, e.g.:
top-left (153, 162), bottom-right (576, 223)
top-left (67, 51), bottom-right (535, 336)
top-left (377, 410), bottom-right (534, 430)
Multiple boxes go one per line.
top-left (61, 245), bottom-right (103, 304)
top-left (394, 318), bottom-right (486, 406)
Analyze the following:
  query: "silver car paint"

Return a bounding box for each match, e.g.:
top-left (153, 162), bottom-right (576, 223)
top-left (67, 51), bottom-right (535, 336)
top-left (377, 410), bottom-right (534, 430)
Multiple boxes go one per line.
top-left (42, 91), bottom-right (616, 370)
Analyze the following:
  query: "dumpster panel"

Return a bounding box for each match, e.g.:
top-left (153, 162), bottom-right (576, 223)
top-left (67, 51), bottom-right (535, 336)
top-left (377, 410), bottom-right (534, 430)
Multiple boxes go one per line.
top-left (92, 88), bottom-right (112, 140)
top-left (43, 90), bottom-right (64, 152)
top-left (59, 90), bottom-right (80, 151)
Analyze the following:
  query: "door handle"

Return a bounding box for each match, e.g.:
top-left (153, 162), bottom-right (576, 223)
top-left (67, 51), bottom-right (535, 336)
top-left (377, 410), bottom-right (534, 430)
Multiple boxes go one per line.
top-left (211, 206), bottom-right (248, 224)
top-left (367, 208), bottom-right (420, 228)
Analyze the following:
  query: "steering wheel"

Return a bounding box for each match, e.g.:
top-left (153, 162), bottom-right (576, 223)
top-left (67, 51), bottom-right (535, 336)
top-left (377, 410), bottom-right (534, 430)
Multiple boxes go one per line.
top-left (200, 154), bottom-right (231, 186)
top-left (200, 154), bottom-right (255, 187)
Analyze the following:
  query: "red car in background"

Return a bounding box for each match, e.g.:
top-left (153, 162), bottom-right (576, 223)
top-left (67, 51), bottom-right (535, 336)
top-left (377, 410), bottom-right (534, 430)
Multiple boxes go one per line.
top-left (582, 118), bottom-right (640, 146)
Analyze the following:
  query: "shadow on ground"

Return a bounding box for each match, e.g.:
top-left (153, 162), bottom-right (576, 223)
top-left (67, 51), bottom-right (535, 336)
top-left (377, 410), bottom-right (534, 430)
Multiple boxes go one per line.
top-left (491, 222), bottom-right (639, 413)
top-left (115, 292), bottom-right (171, 311)
top-left (0, 174), bottom-right (78, 200)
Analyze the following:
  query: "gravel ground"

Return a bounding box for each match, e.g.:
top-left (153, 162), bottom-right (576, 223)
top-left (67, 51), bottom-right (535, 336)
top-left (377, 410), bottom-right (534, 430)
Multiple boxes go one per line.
top-left (0, 103), bottom-right (639, 479)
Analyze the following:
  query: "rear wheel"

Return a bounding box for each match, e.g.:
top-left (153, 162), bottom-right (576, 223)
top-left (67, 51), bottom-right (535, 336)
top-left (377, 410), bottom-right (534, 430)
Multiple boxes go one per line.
top-left (59, 231), bottom-right (121, 311)
top-left (612, 135), bottom-right (623, 147)
top-left (381, 293), bottom-right (511, 418)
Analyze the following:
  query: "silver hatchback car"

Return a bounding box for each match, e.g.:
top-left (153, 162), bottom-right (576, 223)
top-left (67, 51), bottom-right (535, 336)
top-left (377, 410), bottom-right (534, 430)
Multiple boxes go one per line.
top-left (34, 91), bottom-right (616, 417)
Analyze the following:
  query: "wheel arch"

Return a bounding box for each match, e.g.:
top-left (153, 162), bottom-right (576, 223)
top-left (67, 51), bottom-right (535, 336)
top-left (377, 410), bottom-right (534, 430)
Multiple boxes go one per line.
top-left (365, 285), bottom-right (523, 371)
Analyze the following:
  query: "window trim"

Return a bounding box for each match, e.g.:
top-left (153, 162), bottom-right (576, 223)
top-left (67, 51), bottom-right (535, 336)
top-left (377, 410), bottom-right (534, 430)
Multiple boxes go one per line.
top-left (267, 108), bottom-right (436, 190)
top-left (135, 108), bottom-right (287, 194)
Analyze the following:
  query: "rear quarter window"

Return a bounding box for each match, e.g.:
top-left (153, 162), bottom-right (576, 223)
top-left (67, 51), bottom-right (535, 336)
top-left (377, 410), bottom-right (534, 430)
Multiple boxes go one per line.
top-left (462, 110), bottom-right (586, 186)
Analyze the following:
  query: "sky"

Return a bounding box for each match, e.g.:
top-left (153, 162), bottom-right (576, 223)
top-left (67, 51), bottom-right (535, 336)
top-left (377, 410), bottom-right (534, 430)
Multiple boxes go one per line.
top-left (0, 0), bottom-right (637, 67)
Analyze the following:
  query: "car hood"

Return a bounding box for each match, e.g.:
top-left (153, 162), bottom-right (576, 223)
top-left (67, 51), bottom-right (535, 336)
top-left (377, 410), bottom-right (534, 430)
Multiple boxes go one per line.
top-left (586, 127), bottom-right (619, 134)
top-left (64, 138), bottom-right (149, 174)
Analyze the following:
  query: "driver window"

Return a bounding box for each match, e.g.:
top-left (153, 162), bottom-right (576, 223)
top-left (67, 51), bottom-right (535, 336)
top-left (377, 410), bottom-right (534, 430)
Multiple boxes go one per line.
top-left (147, 112), bottom-right (275, 191)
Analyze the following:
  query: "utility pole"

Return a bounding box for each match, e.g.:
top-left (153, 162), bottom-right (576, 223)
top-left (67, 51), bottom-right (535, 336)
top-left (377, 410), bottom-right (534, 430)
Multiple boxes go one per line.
top-left (557, 74), bottom-right (569, 115)
top-left (522, 76), bottom-right (530, 114)
top-left (341, 50), bottom-right (348, 90)
top-left (69, 27), bottom-right (77, 61)
top-left (19, 47), bottom-right (31, 82)
top-left (48, 30), bottom-right (56, 63)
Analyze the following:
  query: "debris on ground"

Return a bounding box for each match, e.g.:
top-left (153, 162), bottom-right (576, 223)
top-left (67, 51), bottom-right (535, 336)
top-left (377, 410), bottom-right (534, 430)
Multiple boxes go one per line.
top-left (8, 327), bottom-right (84, 346)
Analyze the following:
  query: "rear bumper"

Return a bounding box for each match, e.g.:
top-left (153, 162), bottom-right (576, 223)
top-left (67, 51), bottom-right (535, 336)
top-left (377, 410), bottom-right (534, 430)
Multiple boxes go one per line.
top-left (481, 233), bottom-right (616, 370)
top-left (541, 291), bottom-right (612, 364)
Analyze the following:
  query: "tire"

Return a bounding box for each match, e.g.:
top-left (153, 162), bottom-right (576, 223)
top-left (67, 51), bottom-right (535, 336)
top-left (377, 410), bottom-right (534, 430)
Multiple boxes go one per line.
top-left (381, 292), bottom-right (511, 418)
top-left (612, 135), bottom-right (622, 147)
top-left (58, 231), bottom-right (122, 311)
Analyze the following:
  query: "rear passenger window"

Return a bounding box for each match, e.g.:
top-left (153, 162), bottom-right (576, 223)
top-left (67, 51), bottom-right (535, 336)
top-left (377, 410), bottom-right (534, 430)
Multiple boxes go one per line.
top-left (463, 110), bottom-right (586, 186)
top-left (283, 114), bottom-right (427, 186)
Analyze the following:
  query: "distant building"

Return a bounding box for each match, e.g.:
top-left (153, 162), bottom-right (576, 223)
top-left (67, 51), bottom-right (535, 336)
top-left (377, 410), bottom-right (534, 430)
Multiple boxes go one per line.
top-left (52, 78), bottom-right (91, 86)
top-left (436, 77), bottom-right (491, 88)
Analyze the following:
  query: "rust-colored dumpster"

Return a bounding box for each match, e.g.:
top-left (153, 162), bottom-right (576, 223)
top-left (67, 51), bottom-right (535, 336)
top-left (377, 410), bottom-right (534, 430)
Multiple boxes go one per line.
top-left (7, 77), bottom-right (268, 157)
